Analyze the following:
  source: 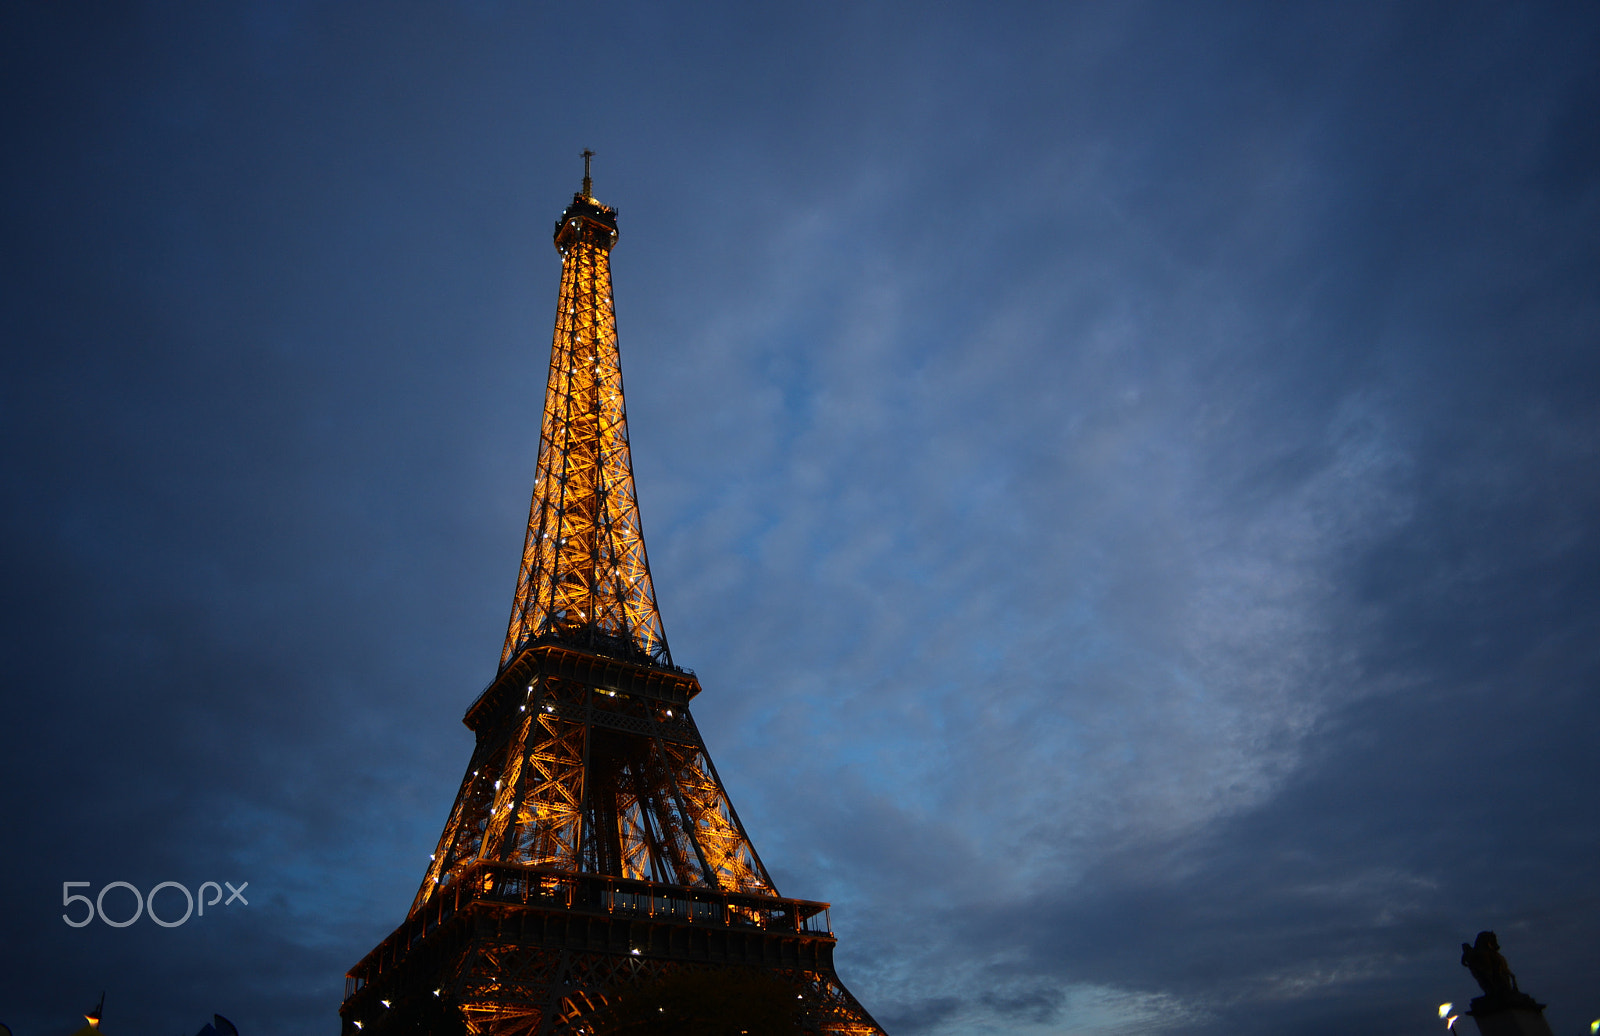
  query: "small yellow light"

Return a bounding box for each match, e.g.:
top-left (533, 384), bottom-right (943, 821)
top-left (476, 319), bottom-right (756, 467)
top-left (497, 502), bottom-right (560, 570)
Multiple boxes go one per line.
top-left (1439, 1004), bottom-right (1453, 1019)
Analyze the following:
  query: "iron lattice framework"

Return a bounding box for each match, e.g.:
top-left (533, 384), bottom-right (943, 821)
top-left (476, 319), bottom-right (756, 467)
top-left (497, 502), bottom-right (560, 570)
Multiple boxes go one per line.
top-left (501, 164), bottom-right (668, 669)
top-left (340, 158), bottom-right (885, 1036)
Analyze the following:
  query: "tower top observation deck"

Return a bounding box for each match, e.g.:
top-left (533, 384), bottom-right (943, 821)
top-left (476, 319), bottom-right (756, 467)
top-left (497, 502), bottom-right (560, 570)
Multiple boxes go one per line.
top-left (556, 148), bottom-right (618, 249)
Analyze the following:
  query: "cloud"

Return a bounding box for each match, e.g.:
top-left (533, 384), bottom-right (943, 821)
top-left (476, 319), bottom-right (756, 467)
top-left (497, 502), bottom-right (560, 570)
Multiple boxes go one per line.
top-left (2, 3), bottom-right (1598, 1035)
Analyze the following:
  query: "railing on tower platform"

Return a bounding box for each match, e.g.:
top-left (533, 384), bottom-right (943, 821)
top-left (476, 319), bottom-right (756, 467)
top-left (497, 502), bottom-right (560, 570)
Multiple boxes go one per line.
top-left (344, 861), bottom-right (835, 999)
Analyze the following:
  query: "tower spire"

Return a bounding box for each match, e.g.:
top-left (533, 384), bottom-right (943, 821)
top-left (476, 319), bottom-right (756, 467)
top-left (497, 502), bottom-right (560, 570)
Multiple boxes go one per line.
top-left (580, 148), bottom-right (594, 199)
top-left (500, 162), bottom-right (670, 668)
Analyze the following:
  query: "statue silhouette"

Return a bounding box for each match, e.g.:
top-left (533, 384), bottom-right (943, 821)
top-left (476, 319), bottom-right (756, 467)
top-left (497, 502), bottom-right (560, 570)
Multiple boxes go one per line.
top-left (1461, 931), bottom-right (1519, 996)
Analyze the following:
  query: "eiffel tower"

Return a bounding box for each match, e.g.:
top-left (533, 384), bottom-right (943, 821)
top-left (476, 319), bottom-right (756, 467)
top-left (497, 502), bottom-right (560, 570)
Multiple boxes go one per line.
top-left (339, 154), bottom-right (885, 1036)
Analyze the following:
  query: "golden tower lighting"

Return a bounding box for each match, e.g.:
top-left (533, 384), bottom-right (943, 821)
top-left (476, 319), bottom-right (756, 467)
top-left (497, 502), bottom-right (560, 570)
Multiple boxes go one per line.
top-left (339, 154), bottom-right (885, 1036)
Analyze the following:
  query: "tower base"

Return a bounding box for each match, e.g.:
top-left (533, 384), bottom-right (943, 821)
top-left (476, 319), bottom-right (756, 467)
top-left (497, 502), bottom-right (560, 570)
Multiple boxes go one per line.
top-left (341, 863), bottom-right (883, 1036)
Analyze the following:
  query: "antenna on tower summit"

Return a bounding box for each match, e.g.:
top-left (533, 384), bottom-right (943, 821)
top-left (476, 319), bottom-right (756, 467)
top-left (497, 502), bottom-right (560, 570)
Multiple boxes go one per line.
top-left (581, 148), bottom-right (594, 198)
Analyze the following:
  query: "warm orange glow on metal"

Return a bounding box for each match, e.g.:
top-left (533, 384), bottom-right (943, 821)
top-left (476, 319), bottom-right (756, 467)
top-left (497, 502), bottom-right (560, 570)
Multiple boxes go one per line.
top-left (409, 645), bottom-right (774, 914)
top-left (339, 160), bottom-right (883, 1036)
top-left (500, 184), bottom-right (670, 669)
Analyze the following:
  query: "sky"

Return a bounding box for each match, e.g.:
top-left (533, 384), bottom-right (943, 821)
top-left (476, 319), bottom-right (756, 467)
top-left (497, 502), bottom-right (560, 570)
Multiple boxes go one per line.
top-left (2, 2), bottom-right (1598, 1035)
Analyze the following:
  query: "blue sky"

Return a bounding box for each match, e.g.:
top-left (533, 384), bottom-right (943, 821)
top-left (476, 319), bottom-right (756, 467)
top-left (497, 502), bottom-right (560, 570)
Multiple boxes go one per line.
top-left (2, 3), bottom-right (1598, 1035)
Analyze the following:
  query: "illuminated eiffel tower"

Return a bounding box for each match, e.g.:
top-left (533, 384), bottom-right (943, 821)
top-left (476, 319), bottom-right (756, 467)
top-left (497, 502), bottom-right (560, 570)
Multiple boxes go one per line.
top-left (339, 154), bottom-right (885, 1036)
